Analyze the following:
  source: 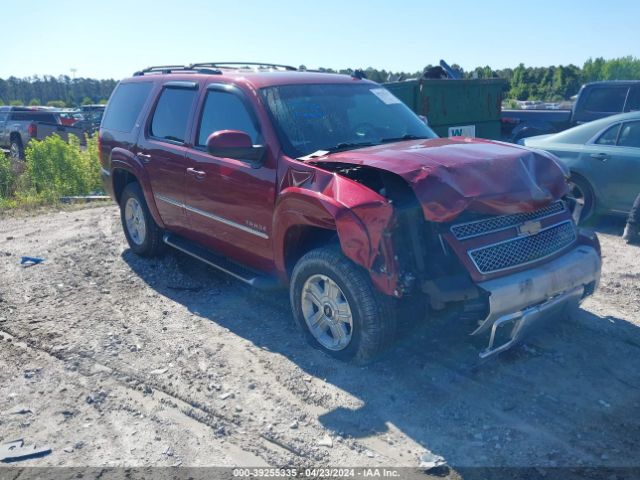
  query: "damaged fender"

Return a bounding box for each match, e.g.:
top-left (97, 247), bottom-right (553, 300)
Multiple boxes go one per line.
top-left (273, 169), bottom-right (398, 295)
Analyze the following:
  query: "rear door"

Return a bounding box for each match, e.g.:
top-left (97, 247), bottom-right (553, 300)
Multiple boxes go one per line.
top-left (580, 121), bottom-right (640, 212)
top-left (182, 84), bottom-right (277, 271)
top-left (611, 121), bottom-right (640, 211)
top-left (135, 82), bottom-right (199, 233)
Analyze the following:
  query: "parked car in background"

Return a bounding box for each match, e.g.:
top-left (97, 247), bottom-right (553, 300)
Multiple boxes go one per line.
top-left (521, 111), bottom-right (640, 222)
top-left (502, 81), bottom-right (640, 142)
top-left (58, 110), bottom-right (84, 126)
top-left (0, 106), bottom-right (85, 159)
top-left (99, 62), bottom-right (601, 362)
top-left (80, 104), bottom-right (106, 133)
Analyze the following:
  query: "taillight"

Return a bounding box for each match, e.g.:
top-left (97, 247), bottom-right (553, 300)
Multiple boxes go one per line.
top-left (28, 123), bottom-right (37, 137)
top-left (97, 133), bottom-right (104, 165)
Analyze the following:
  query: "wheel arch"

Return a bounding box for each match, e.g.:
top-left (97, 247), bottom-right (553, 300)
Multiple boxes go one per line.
top-left (110, 153), bottom-right (165, 228)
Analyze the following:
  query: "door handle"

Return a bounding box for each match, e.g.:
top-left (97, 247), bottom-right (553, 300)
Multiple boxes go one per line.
top-left (590, 153), bottom-right (609, 161)
top-left (186, 167), bottom-right (206, 180)
top-left (137, 153), bottom-right (152, 163)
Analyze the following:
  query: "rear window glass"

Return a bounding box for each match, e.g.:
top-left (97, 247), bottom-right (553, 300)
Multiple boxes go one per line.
top-left (9, 111), bottom-right (57, 123)
top-left (583, 87), bottom-right (628, 113)
top-left (102, 82), bottom-right (153, 132)
top-left (150, 88), bottom-right (197, 143)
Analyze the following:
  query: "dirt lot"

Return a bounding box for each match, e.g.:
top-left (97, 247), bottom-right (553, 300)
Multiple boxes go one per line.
top-left (0, 205), bottom-right (639, 477)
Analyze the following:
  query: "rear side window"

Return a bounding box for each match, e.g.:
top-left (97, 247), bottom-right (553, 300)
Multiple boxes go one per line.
top-left (583, 87), bottom-right (628, 113)
top-left (197, 91), bottom-right (259, 146)
top-left (618, 121), bottom-right (640, 148)
top-left (0, 112), bottom-right (9, 122)
top-left (9, 111), bottom-right (57, 123)
top-left (150, 88), bottom-right (197, 143)
top-left (102, 82), bottom-right (153, 132)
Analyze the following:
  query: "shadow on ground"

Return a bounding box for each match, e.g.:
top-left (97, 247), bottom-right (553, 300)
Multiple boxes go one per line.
top-left (122, 245), bottom-right (640, 477)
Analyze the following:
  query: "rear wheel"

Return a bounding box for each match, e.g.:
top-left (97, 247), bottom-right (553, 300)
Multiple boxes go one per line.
top-left (568, 174), bottom-right (595, 224)
top-left (120, 182), bottom-right (164, 257)
top-left (9, 137), bottom-right (24, 160)
top-left (290, 246), bottom-right (396, 363)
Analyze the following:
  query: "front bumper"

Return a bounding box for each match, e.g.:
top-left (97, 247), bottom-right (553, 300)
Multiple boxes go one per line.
top-left (472, 244), bottom-right (601, 358)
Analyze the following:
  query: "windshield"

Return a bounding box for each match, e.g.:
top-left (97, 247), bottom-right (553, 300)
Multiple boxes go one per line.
top-left (260, 83), bottom-right (437, 158)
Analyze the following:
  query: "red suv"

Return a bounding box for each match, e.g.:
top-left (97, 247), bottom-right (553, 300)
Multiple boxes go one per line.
top-left (99, 62), bottom-right (601, 363)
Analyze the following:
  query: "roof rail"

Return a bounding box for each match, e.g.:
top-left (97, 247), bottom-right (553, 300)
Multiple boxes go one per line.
top-left (133, 65), bottom-right (223, 76)
top-left (189, 62), bottom-right (297, 71)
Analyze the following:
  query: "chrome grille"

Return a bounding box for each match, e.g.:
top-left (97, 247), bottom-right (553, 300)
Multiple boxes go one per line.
top-left (451, 201), bottom-right (566, 240)
top-left (468, 220), bottom-right (576, 274)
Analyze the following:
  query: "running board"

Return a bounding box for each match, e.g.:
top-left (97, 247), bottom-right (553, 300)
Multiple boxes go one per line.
top-left (163, 233), bottom-right (279, 290)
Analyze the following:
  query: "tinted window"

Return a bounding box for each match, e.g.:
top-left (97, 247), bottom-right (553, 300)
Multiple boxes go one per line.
top-left (9, 111), bottom-right (57, 123)
top-left (618, 121), bottom-right (640, 148)
top-left (0, 112), bottom-right (8, 122)
top-left (595, 124), bottom-right (620, 145)
top-left (625, 87), bottom-right (640, 112)
top-left (102, 82), bottom-right (153, 132)
top-left (584, 87), bottom-right (628, 113)
top-left (197, 91), bottom-right (259, 146)
top-left (151, 88), bottom-right (197, 143)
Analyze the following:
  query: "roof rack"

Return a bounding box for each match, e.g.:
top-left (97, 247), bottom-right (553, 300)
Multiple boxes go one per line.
top-left (133, 65), bottom-right (223, 76)
top-left (189, 62), bottom-right (297, 71)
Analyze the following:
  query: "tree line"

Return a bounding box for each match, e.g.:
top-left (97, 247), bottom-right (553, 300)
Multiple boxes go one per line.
top-left (0, 75), bottom-right (116, 107)
top-left (1, 56), bottom-right (638, 107)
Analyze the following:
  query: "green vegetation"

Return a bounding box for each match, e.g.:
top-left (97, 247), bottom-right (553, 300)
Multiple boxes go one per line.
top-left (314, 56), bottom-right (640, 102)
top-left (0, 134), bottom-right (102, 210)
top-left (0, 56), bottom-right (638, 107)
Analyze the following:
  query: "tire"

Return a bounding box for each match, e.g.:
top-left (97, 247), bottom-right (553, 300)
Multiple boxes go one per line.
top-left (290, 245), bottom-right (397, 364)
top-left (568, 174), bottom-right (596, 224)
top-left (9, 137), bottom-right (24, 160)
top-left (119, 182), bottom-right (165, 257)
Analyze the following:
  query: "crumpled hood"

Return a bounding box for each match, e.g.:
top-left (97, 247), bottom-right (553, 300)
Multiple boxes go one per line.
top-left (310, 137), bottom-right (569, 222)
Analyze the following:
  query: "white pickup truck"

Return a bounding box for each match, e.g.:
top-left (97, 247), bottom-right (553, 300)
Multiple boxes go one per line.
top-left (0, 106), bottom-right (85, 159)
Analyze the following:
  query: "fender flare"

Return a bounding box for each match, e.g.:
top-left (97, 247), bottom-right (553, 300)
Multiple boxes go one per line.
top-left (109, 148), bottom-right (165, 228)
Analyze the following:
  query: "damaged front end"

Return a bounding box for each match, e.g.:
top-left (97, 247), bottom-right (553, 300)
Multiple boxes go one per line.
top-left (308, 137), bottom-right (602, 357)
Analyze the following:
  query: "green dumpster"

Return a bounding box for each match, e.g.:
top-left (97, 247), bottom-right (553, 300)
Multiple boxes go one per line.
top-left (385, 78), bottom-right (506, 140)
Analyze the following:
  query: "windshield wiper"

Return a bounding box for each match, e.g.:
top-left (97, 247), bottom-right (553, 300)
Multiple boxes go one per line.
top-left (379, 134), bottom-right (430, 144)
top-left (322, 141), bottom-right (380, 153)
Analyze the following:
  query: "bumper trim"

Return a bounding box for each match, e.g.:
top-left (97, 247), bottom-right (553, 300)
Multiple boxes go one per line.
top-left (472, 244), bottom-right (601, 357)
top-left (479, 286), bottom-right (584, 358)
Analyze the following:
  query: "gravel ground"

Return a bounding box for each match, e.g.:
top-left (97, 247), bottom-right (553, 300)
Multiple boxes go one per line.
top-left (0, 205), bottom-right (639, 477)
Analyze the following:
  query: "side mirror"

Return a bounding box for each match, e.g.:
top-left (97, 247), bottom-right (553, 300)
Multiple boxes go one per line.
top-left (206, 130), bottom-right (266, 165)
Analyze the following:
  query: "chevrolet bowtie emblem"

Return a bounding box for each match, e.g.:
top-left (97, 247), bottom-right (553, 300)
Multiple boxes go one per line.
top-left (519, 220), bottom-right (542, 236)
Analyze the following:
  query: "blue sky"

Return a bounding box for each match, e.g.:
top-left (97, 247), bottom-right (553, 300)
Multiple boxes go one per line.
top-left (3, 0), bottom-right (639, 79)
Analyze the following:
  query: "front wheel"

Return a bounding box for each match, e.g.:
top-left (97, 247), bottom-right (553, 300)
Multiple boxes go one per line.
top-left (290, 246), bottom-right (396, 364)
top-left (568, 175), bottom-right (596, 224)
